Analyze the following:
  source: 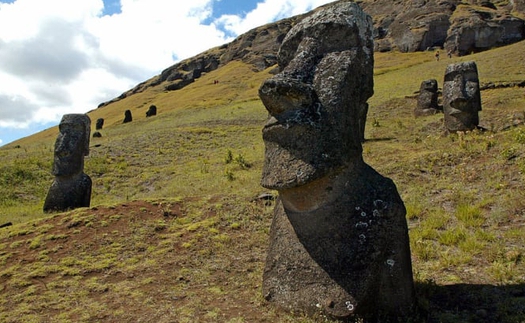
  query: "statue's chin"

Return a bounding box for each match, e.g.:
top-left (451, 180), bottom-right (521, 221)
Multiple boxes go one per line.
top-left (53, 159), bottom-right (82, 177)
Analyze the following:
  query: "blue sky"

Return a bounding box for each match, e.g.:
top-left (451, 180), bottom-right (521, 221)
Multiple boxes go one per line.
top-left (0, 0), bottom-right (334, 146)
top-left (213, 0), bottom-right (258, 16)
top-left (101, 0), bottom-right (121, 15)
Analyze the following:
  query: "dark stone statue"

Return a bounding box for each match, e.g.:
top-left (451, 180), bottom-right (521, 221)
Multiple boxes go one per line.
top-left (414, 79), bottom-right (440, 117)
top-left (43, 114), bottom-right (92, 213)
top-left (123, 110), bottom-right (132, 123)
top-left (96, 118), bottom-right (104, 130)
top-left (146, 105), bottom-right (157, 117)
top-left (443, 61), bottom-right (482, 132)
top-left (258, 2), bottom-right (415, 320)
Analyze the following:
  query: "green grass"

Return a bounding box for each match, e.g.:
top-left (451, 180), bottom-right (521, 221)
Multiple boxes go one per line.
top-left (1, 38), bottom-right (525, 322)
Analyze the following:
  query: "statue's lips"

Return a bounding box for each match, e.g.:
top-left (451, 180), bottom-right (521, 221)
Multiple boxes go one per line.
top-left (55, 151), bottom-right (72, 159)
top-left (263, 116), bottom-right (281, 130)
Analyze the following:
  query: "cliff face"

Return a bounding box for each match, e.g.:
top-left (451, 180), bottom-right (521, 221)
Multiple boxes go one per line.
top-left (99, 0), bottom-right (524, 107)
top-left (361, 0), bottom-right (525, 54)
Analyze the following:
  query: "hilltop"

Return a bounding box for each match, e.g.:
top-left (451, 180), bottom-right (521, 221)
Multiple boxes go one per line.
top-left (1, 1), bottom-right (525, 322)
top-left (94, 0), bottom-right (525, 112)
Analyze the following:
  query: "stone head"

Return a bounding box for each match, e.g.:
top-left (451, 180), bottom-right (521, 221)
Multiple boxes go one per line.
top-left (259, 2), bottom-right (374, 190)
top-left (52, 114), bottom-right (91, 177)
top-left (443, 61), bottom-right (481, 132)
top-left (420, 79), bottom-right (438, 93)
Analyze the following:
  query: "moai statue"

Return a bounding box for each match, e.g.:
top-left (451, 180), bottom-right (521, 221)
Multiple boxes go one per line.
top-left (123, 110), bottom-right (132, 123)
top-left (443, 61), bottom-right (482, 132)
top-left (258, 2), bottom-right (415, 321)
top-left (146, 105), bottom-right (157, 117)
top-left (414, 79), bottom-right (440, 117)
top-left (43, 114), bottom-right (92, 213)
top-left (95, 118), bottom-right (104, 130)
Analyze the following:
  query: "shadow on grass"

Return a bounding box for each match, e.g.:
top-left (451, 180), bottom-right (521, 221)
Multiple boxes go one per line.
top-left (417, 281), bottom-right (525, 323)
top-left (364, 137), bottom-right (395, 142)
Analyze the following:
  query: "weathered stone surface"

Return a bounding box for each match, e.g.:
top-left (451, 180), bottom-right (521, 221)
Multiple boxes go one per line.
top-left (146, 105), bottom-right (157, 117)
top-left (443, 61), bottom-right (482, 132)
top-left (92, 131), bottom-right (102, 138)
top-left (360, 0), bottom-right (525, 55)
top-left (415, 79), bottom-right (441, 117)
top-left (444, 5), bottom-right (525, 55)
top-left (43, 114), bottom-right (92, 213)
top-left (259, 2), bottom-right (415, 320)
top-left (123, 110), bottom-right (132, 123)
top-left (96, 118), bottom-right (104, 130)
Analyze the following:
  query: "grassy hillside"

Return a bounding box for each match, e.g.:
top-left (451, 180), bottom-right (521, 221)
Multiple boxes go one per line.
top-left (1, 41), bottom-right (525, 322)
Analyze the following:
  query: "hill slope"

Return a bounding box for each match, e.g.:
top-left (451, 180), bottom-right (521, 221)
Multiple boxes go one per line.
top-left (1, 8), bottom-right (525, 323)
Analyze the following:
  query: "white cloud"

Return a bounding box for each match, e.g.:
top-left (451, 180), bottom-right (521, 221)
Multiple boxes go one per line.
top-left (0, 0), bottom-right (334, 145)
top-left (216, 0), bottom-right (335, 35)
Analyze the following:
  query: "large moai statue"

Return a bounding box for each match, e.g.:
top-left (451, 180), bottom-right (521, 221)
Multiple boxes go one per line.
top-left (443, 61), bottom-right (482, 132)
top-left (44, 114), bottom-right (92, 213)
top-left (258, 2), bottom-right (415, 321)
top-left (414, 79), bottom-right (440, 117)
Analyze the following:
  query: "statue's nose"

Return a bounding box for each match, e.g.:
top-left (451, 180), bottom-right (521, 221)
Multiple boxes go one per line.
top-left (259, 77), bottom-right (316, 116)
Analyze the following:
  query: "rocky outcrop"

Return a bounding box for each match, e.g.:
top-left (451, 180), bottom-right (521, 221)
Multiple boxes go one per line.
top-left (444, 4), bottom-right (525, 55)
top-left (360, 0), bottom-right (525, 54)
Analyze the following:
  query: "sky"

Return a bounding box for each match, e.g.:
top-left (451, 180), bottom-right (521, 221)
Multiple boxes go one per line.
top-left (0, 0), bottom-right (335, 146)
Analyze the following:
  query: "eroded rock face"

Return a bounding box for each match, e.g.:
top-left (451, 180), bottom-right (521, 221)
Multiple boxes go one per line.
top-left (360, 0), bottom-right (524, 54)
top-left (443, 61), bottom-right (481, 132)
top-left (43, 114), bottom-right (92, 213)
top-left (444, 5), bottom-right (525, 55)
top-left (415, 79), bottom-right (440, 116)
top-left (259, 2), bottom-right (415, 320)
